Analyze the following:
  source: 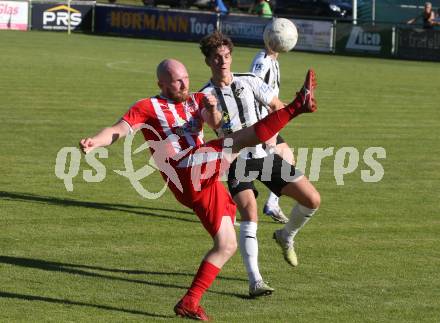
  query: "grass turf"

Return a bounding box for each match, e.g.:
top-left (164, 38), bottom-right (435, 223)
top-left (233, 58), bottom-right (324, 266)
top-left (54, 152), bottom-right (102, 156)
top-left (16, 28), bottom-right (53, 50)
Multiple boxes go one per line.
top-left (0, 30), bottom-right (439, 322)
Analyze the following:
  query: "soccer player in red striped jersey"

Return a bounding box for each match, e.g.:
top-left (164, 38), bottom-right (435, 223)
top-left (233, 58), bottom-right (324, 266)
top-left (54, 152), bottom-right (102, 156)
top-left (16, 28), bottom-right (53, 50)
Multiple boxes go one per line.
top-left (79, 58), bottom-right (317, 321)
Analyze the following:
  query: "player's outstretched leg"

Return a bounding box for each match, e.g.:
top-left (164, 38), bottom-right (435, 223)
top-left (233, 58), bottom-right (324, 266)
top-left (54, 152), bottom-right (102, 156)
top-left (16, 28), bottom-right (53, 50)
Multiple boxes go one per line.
top-left (229, 69), bottom-right (318, 153)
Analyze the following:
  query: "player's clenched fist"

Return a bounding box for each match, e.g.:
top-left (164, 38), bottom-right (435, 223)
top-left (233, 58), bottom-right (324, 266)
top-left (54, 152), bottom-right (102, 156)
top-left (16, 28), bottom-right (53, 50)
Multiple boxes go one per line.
top-left (202, 93), bottom-right (218, 111)
top-left (79, 138), bottom-right (96, 154)
top-left (200, 93), bottom-right (222, 129)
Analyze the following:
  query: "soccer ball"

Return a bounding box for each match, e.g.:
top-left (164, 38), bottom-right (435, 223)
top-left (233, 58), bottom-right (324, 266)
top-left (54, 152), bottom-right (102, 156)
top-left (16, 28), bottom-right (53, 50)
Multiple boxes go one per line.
top-left (263, 18), bottom-right (298, 53)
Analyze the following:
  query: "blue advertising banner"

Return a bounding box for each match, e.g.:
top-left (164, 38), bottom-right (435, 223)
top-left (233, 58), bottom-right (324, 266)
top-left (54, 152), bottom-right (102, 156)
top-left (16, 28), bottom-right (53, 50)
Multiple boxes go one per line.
top-left (94, 5), bottom-right (217, 41)
top-left (31, 1), bottom-right (94, 31)
top-left (220, 15), bottom-right (268, 45)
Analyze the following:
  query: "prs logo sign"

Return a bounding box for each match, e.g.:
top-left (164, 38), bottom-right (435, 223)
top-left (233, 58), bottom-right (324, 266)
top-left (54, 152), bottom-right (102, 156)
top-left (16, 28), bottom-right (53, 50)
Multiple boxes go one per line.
top-left (43, 5), bottom-right (82, 29)
top-left (346, 26), bottom-right (381, 52)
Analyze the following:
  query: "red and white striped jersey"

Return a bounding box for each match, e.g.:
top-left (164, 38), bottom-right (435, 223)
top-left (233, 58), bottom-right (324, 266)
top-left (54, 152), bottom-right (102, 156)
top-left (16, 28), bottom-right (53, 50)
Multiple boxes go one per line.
top-left (122, 93), bottom-right (205, 161)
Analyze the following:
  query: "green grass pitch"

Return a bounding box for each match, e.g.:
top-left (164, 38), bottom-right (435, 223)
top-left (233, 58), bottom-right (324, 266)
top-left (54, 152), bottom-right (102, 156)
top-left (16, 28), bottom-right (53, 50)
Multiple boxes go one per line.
top-left (0, 30), bottom-right (439, 322)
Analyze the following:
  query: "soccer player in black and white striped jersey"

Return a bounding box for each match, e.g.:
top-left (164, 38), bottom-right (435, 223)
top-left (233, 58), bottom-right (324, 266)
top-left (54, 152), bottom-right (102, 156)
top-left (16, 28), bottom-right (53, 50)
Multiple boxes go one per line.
top-left (250, 46), bottom-right (295, 223)
top-left (199, 31), bottom-right (321, 297)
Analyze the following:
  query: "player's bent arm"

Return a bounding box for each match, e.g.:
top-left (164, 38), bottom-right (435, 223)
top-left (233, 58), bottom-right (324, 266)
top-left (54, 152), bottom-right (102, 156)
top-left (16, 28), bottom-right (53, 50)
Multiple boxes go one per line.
top-left (201, 94), bottom-right (222, 129)
top-left (201, 108), bottom-right (222, 129)
top-left (79, 120), bottom-right (130, 154)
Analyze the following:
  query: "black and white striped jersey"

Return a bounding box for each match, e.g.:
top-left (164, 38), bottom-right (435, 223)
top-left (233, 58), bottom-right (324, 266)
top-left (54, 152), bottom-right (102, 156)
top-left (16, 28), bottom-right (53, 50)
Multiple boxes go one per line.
top-left (249, 50), bottom-right (280, 119)
top-left (200, 73), bottom-right (275, 159)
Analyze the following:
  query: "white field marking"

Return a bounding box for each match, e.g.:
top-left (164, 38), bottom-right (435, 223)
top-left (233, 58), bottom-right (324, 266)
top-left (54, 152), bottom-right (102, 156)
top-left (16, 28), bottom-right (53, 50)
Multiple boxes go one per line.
top-left (64, 56), bottom-right (147, 74)
top-left (72, 55), bottom-right (104, 61)
top-left (106, 61), bottom-right (146, 74)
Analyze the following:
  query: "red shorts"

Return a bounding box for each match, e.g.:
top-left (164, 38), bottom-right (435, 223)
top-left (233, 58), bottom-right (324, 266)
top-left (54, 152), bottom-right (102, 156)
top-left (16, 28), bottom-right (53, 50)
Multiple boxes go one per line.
top-left (192, 181), bottom-right (237, 237)
top-left (166, 139), bottom-right (237, 237)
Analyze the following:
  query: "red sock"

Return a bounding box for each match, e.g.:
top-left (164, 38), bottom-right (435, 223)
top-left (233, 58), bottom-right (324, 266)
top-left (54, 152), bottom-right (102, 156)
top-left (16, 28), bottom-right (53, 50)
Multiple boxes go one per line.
top-left (183, 261), bottom-right (220, 307)
top-left (254, 96), bottom-right (303, 142)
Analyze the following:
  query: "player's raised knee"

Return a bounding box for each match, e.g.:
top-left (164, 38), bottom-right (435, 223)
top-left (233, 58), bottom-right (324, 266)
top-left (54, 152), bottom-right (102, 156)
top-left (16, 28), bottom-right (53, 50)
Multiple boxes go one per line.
top-left (305, 190), bottom-right (321, 210)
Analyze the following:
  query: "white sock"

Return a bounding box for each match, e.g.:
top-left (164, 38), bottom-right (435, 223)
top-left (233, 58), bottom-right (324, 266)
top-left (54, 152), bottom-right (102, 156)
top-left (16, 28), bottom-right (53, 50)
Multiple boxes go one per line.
top-left (239, 221), bottom-right (262, 285)
top-left (266, 192), bottom-right (279, 206)
top-left (282, 204), bottom-right (318, 241)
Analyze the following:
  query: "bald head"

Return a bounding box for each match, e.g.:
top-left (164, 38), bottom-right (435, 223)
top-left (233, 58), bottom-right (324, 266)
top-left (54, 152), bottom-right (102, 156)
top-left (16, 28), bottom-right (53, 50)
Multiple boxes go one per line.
top-left (157, 59), bottom-right (186, 81)
top-left (156, 59), bottom-right (190, 102)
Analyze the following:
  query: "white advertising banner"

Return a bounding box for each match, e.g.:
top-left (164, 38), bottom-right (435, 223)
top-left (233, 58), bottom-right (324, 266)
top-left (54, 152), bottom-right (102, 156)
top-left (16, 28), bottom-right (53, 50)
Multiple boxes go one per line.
top-left (291, 19), bottom-right (333, 53)
top-left (0, 1), bottom-right (28, 30)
